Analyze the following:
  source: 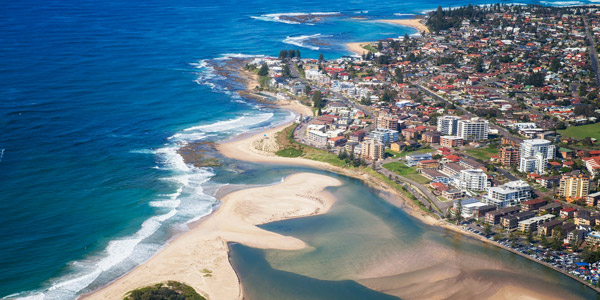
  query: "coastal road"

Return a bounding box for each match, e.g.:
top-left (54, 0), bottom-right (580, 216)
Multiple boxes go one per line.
top-left (375, 160), bottom-right (448, 215)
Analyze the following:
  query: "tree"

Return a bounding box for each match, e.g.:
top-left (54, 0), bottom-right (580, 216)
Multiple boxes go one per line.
top-left (304, 85), bottom-right (311, 96)
top-left (456, 198), bottom-right (463, 223)
top-left (279, 50), bottom-right (288, 60)
top-left (394, 68), bottom-right (404, 83)
top-left (257, 63), bottom-right (269, 76)
top-left (282, 64), bottom-right (291, 78)
top-left (526, 230), bottom-right (534, 243)
top-left (318, 53), bottom-right (324, 63)
top-left (288, 49), bottom-right (295, 58)
top-left (484, 224), bottom-right (492, 235)
top-left (312, 90), bottom-right (323, 108)
top-left (377, 40), bottom-right (383, 51)
top-left (296, 49), bottom-right (301, 59)
top-left (550, 58), bottom-right (561, 73)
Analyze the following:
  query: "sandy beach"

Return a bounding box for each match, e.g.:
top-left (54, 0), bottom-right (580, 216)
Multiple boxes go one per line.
top-left (345, 42), bottom-right (372, 56)
top-left (376, 18), bottom-right (430, 33)
top-left (82, 173), bottom-right (341, 300)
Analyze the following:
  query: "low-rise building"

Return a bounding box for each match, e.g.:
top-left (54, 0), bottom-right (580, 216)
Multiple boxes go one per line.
top-left (587, 192), bottom-right (600, 207)
top-left (405, 153), bottom-right (433, 167)
top-left (308, 130), bottom-right (329, 147)
top-left (422, 131), bottom-right (442, 144)
top-left (586, 231), bottom-right (600, 246)
top-left (417, 159), bottom-right (440, 170)
top-left (521, 198), bottom-right (547, 211)
top-left (485, 206), bottom-right (520, 225)
top-left (539, 202), bottom-right (562, 214)
top-left (442, 189), bottom-right (465, 201)
top-left (441, 135), bottom-right (463, 148)
top-left (538, 219), bottom-right (563, 236)
top-left (518, 214), bottom-right (555, 232)
top-left (501, 211), bottom-right (535, 230)
top-left (483, 180), bottom-right (532, 208)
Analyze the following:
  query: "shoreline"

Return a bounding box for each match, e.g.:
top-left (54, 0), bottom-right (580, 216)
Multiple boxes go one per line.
top-left (81, 173), bottom-right (342, 300)
top-left (375, 18), bottom-right (430, 33)
top-left (345, 18), bottom-right (429, 55)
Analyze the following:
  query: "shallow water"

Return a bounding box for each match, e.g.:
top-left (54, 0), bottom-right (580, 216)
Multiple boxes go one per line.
top-left (230, 170), bottom-right (600, 300)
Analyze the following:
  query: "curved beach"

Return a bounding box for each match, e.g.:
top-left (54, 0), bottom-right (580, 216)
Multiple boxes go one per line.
top-left (82, 172), bottom-right (341, 300)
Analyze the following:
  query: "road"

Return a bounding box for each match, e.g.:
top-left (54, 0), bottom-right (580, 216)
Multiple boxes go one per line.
top-left (376, 159), bottom-right (450, 215)
top-left (584, 17), bottom-right (600, 87)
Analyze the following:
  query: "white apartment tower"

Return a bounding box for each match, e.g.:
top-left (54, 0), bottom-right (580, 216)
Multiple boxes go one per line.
top-left (437, 116), bottom-right (461, 135)
top-left (518, 139), bottom-right (555, 174)
top-left (457, 169), bottom-right (489, 191)
top-left (456, 118), bottom-right (489, 141)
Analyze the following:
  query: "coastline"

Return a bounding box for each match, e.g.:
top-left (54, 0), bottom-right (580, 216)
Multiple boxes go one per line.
top-left (345, 42), bottom-right (372, 56)
top-left (345, 18), bottom-right (428, 56)
top-left (376, 18), bottom-right (430, 33)
top-left (81, 173), bottom-right (341, 300)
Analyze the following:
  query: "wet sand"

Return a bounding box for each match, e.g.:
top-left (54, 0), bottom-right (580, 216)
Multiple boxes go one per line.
top-left (81, 173), bottom-right (341, 300)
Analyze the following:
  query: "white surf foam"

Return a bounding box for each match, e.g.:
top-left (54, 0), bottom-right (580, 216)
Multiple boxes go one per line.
top-left (283, 34), bottom-right (326, 51)
top-left (183, 112), bottom-right (274, 133)
top-left (251, 12), bottom-right (340, 25)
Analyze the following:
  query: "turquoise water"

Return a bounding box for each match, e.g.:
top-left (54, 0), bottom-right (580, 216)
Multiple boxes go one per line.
top-left (2, 0), bottom-right (600, 299)
top-left (232, 171), bottom-right (600, 299)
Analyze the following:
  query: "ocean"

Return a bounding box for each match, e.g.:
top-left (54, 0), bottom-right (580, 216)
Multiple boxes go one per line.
top-left (1, 0), bottom-right (599, 299)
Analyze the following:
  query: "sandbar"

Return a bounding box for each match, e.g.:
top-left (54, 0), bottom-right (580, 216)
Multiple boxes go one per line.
top-left (82, 173), bottom-right (341, 300)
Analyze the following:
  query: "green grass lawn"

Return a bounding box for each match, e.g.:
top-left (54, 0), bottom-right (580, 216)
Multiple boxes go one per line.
top-left (382, 162), bottom-right (430, 184)
top-left (558, 123), bottom-right (600, 140)
top-left (465, 146), bottom-right (499, 161)
top-left (386, 147), bottom-right (434, 159)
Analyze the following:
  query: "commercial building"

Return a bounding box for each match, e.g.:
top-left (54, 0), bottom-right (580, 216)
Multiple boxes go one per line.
top-left (456, 118), bottom-right (489, 141)
top-left (483, 180), bottom-right (532, 208)
top-left (559, 172), bottom-right (590, 202)
top-left (457, 169), bottom-right (488, 191)
top-left (518, 139), bottom-right (556, 174)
